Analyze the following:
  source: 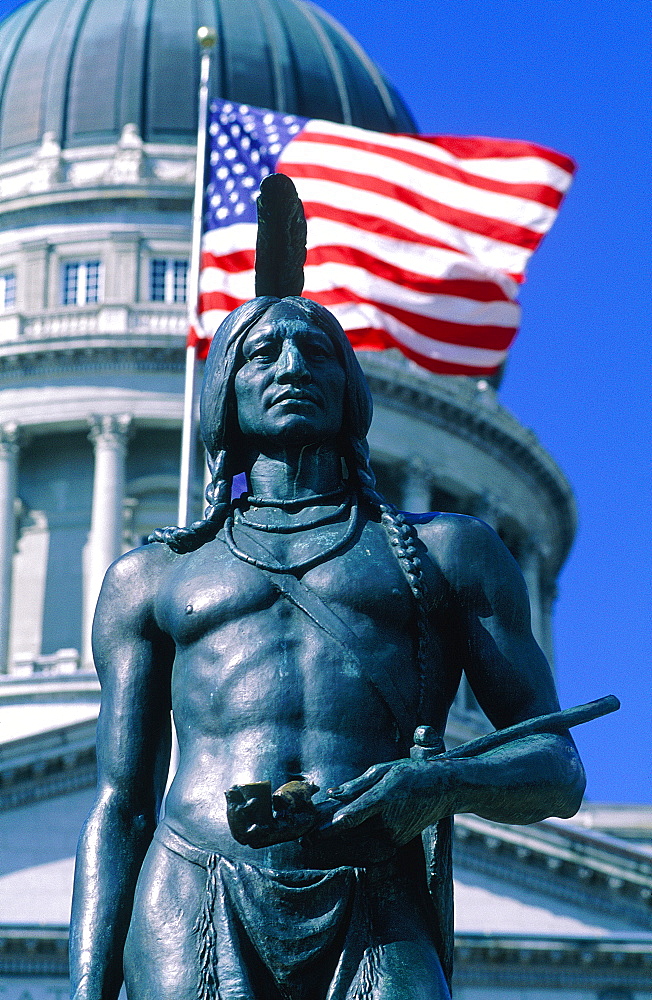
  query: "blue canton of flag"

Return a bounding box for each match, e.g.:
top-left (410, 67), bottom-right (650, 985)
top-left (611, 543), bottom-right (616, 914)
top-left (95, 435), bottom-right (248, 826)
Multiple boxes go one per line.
top-left (204, 101), bottom-right (307, 230)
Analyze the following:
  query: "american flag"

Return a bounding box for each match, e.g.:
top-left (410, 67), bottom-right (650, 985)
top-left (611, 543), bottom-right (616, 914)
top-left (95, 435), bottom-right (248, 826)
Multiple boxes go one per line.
top-left (191, 99), bottom-right (575, 376)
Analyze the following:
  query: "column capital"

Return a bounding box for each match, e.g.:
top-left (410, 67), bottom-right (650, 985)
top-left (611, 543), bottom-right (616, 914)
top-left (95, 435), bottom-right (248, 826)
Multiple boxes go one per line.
top-left (0, 422), bottom-right (20, 456)
top-left (405, 453), bottom-right (430, 479)
top-left (472, 491), bottom-right (504, 531)
top-left (519, 534), bottom-right (551, 565)
top-left (88, 414), bottom-right (132, 449)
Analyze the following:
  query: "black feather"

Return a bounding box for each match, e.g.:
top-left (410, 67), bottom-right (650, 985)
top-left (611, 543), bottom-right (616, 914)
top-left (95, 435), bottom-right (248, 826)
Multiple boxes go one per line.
top-left (255, 174), bottom-right (307, 298)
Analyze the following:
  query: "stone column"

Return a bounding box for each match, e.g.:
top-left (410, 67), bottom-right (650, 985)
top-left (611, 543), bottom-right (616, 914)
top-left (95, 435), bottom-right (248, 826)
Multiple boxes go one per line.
top-left (0, 423), bottom-right (19, 673)
top-left (83, 415), bottom-right (132, 668)
top-left (540, 578), bottom-right (558, 672)
top-left (472, 492), bottom-right (502, 532)
top-left (519, 538), bottom-right (544, 652)
top-left (401, 456), bottom-right (431, 513)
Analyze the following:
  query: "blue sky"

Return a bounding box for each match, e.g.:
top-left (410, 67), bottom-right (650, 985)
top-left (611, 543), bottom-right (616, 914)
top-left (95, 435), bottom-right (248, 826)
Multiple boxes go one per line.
top-left (0, 0), bottom-right (649, 804)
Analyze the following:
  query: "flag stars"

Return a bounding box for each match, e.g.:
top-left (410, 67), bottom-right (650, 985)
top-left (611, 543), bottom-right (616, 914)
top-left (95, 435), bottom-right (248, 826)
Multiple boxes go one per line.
top-left (205, 100), bottom-right (307, 229)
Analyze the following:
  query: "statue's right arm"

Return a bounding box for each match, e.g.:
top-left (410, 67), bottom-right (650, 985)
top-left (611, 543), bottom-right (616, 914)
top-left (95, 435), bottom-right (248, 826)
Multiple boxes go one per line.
top-left (69, 546), bottom-right (175, 1000)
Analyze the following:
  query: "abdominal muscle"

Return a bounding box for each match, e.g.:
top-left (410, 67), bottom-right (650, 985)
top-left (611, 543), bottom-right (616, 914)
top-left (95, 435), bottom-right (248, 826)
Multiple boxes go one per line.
top-left (161, 609), bottom-right (416, 871)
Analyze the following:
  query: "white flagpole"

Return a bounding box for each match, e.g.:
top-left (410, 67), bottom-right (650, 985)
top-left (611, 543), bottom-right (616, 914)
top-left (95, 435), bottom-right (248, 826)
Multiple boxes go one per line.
top-left (178, 26), bottom-right (217, 527)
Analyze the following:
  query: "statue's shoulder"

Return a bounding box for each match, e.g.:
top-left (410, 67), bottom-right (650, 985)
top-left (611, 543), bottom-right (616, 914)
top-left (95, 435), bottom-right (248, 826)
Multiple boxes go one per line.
top-left (411, 510), bottom-right (498, 552)
top-left (97, 540), bottom-right (179, 622)
top-left (411, 511), bottom-right (518, 601)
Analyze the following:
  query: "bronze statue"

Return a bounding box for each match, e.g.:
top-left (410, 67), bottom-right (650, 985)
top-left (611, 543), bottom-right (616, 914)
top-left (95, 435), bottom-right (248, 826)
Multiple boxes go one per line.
top-left (70, 176), bottom-right (590, 1000)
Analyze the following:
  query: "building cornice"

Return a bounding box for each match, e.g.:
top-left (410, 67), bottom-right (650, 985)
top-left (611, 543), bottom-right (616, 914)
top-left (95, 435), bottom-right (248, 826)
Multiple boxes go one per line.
top-left (455, 814), bottom-right (652, 928)
top-left (0, 716), bottom-right (98, 811)
top-left (360, 352), bottom-right (577, 572)
top-left (0, 338), bottom-right (185, 380)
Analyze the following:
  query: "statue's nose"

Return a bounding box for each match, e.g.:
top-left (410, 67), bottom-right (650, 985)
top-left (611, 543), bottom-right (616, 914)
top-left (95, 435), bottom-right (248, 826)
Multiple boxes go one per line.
top-left (276, 340), bottom-right (310, 384)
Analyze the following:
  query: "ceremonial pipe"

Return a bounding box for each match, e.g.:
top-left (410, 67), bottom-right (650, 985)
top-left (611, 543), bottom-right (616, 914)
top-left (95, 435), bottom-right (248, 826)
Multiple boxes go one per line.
top-left (412, 694), bottom-right (620, 761)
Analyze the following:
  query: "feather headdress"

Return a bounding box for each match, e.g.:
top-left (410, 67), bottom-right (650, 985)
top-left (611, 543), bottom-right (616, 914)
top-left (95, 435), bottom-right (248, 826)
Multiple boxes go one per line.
top-left (254, 173), bottom-right (307, 298)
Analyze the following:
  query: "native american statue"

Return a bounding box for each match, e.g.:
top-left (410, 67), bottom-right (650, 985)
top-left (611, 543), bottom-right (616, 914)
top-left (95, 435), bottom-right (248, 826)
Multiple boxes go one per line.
top-left (70, 175), bottom-right (597, 1000)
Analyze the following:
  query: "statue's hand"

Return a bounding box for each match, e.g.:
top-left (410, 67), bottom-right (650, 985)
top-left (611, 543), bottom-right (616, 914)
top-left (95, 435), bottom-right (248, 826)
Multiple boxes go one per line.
top-left (322, 759), bottom-right (453, 847)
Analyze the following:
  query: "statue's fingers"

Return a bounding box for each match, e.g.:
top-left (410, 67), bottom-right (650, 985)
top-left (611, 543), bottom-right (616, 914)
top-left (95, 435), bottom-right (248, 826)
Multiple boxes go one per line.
top-left (329, 788), bottom-right (384, 830)
top-left (327, 762), bottom-right (393, 801)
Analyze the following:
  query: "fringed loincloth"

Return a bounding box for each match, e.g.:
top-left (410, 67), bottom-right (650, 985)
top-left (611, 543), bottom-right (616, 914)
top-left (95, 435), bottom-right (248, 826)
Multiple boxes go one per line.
top-left (154, 823), bottom-right (381, 1000)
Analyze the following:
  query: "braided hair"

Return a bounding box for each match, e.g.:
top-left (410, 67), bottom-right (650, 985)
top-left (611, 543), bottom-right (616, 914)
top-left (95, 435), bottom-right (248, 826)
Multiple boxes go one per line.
top-left (148, 296), bottom-right (428, 711)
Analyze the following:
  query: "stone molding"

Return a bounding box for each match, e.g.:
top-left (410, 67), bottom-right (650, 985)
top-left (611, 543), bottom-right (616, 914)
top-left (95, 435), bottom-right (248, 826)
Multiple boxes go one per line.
top-left (453, 933), bottom-right (652, 991)
top-left (455, 814), bottom-right (652, 928)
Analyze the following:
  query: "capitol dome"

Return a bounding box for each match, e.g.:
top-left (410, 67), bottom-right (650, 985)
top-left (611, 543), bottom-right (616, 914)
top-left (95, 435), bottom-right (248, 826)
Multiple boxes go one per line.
top-left (0, 0), bottom-right (416, 162)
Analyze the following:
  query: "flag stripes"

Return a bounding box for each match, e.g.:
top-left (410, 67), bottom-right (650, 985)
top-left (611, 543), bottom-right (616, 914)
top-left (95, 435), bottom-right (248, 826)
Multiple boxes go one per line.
top-left (196, 101), bottom-right (574, 375)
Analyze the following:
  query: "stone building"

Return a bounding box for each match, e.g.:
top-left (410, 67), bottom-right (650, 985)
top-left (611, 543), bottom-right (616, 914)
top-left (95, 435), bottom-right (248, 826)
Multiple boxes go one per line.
top-left (0, 1), bottom-right (649, 997)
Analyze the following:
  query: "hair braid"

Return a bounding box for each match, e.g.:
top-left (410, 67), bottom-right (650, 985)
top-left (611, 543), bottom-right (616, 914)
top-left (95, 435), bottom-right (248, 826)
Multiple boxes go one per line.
top-left (348, 438), bottom-right (429, 717)
top-left (147, 450), bottom-right (231, 554)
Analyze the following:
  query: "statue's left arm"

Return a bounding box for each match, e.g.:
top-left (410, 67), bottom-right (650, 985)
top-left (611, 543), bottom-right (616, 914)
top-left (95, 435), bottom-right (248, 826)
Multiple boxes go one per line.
top-left (327, 515), bottom-right (586, 845)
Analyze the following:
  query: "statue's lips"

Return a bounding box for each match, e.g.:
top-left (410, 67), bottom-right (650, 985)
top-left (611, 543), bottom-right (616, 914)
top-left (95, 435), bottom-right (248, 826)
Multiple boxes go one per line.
top-left (269, 390), bottom-right (321, 408)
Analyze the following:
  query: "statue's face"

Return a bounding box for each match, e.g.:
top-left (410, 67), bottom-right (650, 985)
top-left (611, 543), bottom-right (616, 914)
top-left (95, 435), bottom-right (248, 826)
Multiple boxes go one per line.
top-left (234, 301), bottom-right (346, 447)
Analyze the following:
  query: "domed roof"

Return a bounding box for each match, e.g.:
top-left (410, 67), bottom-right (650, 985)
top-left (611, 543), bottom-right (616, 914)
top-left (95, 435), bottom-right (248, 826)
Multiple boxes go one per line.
top-left (0, 0), bottom-right (417, 161)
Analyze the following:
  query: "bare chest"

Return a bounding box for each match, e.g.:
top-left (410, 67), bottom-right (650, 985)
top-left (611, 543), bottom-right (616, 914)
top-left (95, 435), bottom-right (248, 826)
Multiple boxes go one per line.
top-left (158, 517), bottom-right (417, 648)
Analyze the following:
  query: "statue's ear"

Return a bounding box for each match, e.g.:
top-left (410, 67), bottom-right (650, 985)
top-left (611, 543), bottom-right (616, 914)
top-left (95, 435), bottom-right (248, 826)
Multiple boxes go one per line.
top-left (254, 174), bottom-right (307, 298)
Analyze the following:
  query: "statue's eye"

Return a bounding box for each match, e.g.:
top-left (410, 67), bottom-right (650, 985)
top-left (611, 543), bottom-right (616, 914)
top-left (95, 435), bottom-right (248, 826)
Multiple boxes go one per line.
top-left (306, 341), bottom-right (333, 359)
top-left (249, 343), bottom-right (279, 362)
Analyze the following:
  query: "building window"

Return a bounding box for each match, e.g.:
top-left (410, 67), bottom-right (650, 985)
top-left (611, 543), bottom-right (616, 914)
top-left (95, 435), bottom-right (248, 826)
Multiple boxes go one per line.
top-left (0, 272), bottom-right (15, 312)
top-left (150, 258), bottom-right (189, 304)
top-left (62, 261), bottom-right (101, 306)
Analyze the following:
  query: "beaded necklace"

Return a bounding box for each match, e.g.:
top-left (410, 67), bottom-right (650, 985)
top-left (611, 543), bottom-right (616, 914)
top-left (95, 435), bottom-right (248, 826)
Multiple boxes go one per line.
top-left (236, 493), bottom-right (350, 533)
top-left (223, 494), bottom-right (359, 574)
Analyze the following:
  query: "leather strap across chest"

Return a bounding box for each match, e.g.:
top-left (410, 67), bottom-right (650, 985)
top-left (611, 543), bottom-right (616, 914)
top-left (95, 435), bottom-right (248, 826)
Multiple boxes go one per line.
top-left (218, 526), bottom-right (415, 746)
